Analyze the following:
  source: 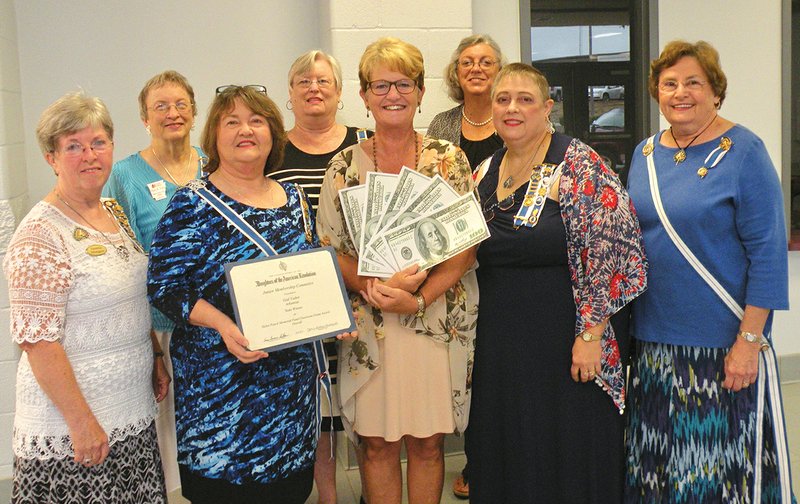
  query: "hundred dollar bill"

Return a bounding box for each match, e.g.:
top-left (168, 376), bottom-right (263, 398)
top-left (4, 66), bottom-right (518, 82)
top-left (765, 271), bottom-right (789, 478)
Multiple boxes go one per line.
top-left (338, 185), bottom-right (366, 250)
top-left (358, 172), bottom-right (400, 276)
top-left (375, 167), bottom-right (432, 231)
top-left (339, 185), bottom-right (395, 275)
top-left (368, 175), bottom-right (460, 265)
top-left (380, 193), bottom-right (489, 271)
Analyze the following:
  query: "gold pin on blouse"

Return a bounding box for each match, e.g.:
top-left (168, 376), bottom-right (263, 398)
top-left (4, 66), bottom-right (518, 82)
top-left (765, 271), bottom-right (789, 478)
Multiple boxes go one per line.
top-left (642, 144), bottom-right (654, 157)
top-left (720, 137), bottom-right (732, 151)
top-left (697, 167), bottom-right (709, 178)
top-left (73, 227), bottom-right (89, 241)
top-left (86, 244), bottom-right (107, 257)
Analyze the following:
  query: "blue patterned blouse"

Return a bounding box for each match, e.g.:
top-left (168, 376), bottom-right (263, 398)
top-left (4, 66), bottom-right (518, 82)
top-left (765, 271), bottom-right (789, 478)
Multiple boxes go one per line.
top-left (147, 178), bottom-right (317, 484)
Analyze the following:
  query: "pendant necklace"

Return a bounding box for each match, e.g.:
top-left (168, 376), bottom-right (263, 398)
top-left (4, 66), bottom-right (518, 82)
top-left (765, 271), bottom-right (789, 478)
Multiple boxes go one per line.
top-left (461, 108), bottom-right (492, 127)
top-left (56, 192), bottom-right (130, 261)
top-left (501, 131), bottom-right (549, 190)
top-left (669, 115), bottom-right (716, 164)
top-left (152, 147), bottom-right (194, 186)
top-left (372, 132), bottom-right (420, 172)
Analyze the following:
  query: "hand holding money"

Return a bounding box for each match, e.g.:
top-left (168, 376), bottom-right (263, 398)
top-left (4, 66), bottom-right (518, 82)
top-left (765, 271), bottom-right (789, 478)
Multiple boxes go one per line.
top-left (360, 278), bottom-right (418, 315)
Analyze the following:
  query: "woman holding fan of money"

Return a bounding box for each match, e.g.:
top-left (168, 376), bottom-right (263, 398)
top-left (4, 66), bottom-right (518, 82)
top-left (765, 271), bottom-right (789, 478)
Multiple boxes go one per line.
top-left (468, 63), bottom-right (647, 503)
top-left (317, 37), bottom-right (478, 504)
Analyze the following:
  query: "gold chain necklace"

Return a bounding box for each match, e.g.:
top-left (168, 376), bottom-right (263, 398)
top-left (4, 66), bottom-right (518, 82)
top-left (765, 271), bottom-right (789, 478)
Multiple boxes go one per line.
top-left (669, 115), bottom-right (716, 164)
top-left (501, 131), bottom-right (549, 189)
top-left (372, 132), bottom-right (420, 172)
top-left (152, 147), bottom-right (194, 186)
top-left (56, 192), bottom-right (129, 261)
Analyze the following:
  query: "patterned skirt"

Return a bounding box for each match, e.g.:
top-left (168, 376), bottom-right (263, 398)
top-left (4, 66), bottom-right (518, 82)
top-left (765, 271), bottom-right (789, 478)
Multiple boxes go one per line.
top-left (12, 422), bottom-right (166, 504)
top-left (624, 341), bottom-right (794, 503)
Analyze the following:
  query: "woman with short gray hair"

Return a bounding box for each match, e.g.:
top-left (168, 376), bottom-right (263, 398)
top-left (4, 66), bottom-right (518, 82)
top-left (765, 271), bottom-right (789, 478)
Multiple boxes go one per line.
top-left (6, 91), bottom-right (167, 503)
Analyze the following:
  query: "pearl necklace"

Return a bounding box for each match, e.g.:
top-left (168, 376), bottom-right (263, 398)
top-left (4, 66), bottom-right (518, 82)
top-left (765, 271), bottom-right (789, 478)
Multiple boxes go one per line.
top-left (372, 132), bottom-right (420, 172)
top-left (461, 107), bottom-right (492, 127)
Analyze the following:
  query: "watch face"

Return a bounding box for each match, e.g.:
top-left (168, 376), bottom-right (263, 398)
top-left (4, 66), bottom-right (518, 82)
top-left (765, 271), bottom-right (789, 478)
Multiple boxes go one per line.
top-left (582, 332), bottom-right (592, 342)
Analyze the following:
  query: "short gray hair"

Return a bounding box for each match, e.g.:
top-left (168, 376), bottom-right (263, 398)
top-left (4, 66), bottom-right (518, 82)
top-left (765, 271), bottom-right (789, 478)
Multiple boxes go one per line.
top-left (443, 34), bottom-right (506, 103)
top-left (288, 50), bottom-right (344, 93)
top-left (36, 91), bottom-right (113, 155)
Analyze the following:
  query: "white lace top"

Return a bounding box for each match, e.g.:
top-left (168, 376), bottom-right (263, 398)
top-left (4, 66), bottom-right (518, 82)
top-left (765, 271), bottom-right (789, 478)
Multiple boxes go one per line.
top-left (4, 201), bottom-right (157, 460)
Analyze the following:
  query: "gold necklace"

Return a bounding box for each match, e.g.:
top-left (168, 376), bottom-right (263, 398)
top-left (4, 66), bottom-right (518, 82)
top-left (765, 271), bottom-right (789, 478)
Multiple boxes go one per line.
top-left (55, 192), bottom-right (129, 261)
top-left (372, 132), bottom-right (420, 172)
top-left (152, 147), bottom-right (194, 186)
top-left (501, 131), bottom-right (549, 189)
top-left (669, 115), bottom-right (716, 164)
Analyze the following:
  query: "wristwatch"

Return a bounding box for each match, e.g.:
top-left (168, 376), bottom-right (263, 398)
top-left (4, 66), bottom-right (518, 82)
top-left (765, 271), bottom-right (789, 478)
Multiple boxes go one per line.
top-left (579, 330), bottom-right (602, 342)
top-left (414, 292), bottom-right (426, 318)
top-left (737, 330), bottom-right (770, 352)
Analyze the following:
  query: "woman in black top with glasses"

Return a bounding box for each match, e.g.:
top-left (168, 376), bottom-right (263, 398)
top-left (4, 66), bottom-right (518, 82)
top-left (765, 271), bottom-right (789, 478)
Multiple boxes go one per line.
top-left (428, 34), bottom-right (506, 173)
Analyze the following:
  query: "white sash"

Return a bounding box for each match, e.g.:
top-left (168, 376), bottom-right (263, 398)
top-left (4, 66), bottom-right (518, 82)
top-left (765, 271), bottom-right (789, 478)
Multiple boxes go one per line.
top-left (643, 134), bottom-right (793, 502)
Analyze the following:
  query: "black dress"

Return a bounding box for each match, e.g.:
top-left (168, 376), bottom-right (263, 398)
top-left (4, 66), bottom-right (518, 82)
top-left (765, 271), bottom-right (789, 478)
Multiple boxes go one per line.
top-left (469, 136), bottom-right (627, 503)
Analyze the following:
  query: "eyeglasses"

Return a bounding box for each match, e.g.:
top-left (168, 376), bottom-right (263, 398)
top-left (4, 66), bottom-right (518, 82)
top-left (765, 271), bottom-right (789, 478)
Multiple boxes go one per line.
top-left (294, 78), bottom-right (334, 89)
top-left (367, 79), bottom-right (417, 96)
top-left (149, 101), bottom-right (191, 114)
top-left (482, 193), bottom-right (515, 223)
top-left (459, 58), bottom-right (497, 70)
top-left (658, 78), bottom-right (706, 93)
top-left (59, 139), bottom-right (112, 158)
top-left (215, 85), bottom-right (268, 95)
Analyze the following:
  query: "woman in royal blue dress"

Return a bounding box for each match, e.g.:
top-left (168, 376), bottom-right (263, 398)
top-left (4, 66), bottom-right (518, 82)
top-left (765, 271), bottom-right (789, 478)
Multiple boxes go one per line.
top-left (148, 85), bottom-right (320, 503)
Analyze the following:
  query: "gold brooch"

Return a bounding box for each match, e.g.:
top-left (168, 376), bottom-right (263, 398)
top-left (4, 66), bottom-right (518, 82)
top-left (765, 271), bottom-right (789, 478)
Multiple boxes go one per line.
top-left (86, 244), bottom-right (107, 257)
top-left (73, 227), bottom-right (89, 241)
top-left (697, 167), bottom-right (708, 178)
top-left (720, 137), bottom-right (732, 151)
top-left (642, 144), bottom-right (654, 156)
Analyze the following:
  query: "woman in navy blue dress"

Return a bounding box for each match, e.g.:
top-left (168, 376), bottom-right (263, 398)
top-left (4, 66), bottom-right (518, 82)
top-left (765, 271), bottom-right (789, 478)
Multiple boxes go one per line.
top-left (148, 85), bottom-right (319, 503)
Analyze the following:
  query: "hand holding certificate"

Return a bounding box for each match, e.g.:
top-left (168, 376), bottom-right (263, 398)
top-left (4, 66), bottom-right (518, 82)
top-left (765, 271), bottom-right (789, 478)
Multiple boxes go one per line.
top-left (225, 247), bottom-right (356, 352)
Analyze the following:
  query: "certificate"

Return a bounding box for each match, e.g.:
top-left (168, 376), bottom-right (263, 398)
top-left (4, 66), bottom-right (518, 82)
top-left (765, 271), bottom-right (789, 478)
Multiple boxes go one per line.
top-left (224, 246), bottom-right (355, 352)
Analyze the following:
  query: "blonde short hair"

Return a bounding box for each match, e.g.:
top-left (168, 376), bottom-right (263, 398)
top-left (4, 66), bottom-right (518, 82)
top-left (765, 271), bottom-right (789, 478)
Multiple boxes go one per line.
top-left (138, 70), bottom-right (197, 120)
top-left (491, 63), bottom-right (550, 104)
top-left (288, 50), bottom-right (343, 93)
top-left (36, 91), bottom-right (113, 155)
top-left (358, 37), bottom-right (424, 93)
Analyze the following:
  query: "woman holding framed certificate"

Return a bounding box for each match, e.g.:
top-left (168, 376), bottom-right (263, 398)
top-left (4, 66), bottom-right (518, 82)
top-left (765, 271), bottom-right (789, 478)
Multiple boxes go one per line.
top-left (147, 85), bottom-right (321, 503)
top-left (316, 37), bottom-right (479, 504)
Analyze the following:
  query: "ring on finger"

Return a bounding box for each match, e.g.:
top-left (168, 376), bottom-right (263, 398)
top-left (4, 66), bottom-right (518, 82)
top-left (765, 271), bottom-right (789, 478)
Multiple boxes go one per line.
top-left (743, 381), bottom-right (750, 387)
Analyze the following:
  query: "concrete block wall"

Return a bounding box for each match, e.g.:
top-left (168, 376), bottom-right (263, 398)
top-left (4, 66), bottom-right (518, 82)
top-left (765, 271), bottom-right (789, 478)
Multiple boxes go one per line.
top-left (0, 0), bottom-right (27, 479)
top-left (323, 0), bottom-right (473, 132)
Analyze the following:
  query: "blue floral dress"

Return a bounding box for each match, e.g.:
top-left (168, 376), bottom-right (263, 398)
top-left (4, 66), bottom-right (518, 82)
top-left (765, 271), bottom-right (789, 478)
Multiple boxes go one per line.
top-left (147, 179), bottom-right (317, 491)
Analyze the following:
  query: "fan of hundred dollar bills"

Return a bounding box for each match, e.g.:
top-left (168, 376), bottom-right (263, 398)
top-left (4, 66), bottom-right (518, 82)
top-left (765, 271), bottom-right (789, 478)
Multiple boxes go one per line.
top-left (338, 167), bottom-right (490, 279)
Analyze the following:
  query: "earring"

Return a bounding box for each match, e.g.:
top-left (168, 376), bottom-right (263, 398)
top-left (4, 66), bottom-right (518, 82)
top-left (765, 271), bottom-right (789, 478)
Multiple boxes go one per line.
top-left (286, 100), bottom-right (293, 111)
top-left (366, 108), bottom-right (370, 118)
top-left (418, 104), bottom-right (422, 114)
top-left (338, 100), bottom-right (344, 110)
top-left (546, 117), bottom-right (555, 135)
top-left (145, 125), bottom-right (151, 136)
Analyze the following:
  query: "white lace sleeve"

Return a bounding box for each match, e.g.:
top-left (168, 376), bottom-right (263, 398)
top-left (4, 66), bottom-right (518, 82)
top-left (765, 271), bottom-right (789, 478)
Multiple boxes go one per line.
top-left (3, 218), bottom-right (73, 344)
